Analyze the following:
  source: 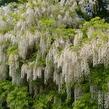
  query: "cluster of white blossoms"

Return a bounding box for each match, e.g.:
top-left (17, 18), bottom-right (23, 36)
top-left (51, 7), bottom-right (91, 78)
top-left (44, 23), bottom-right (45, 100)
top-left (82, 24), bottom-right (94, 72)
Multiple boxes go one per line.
top-left (8, 53), bottom-right (21, 84)
top-left (0, 0), bottom-right (109, 107)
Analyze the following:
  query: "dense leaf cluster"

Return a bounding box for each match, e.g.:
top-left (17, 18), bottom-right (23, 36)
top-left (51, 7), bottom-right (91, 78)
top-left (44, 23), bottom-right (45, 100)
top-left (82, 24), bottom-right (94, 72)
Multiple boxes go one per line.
top-left (0, 0), bottom-right (18, 5)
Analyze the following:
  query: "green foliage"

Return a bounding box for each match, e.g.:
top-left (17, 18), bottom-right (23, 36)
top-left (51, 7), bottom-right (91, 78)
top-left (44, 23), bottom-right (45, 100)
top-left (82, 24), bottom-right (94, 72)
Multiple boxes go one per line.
top-left (0, 81), bottom-right (13, 104)
top-left (90, 65), bottom-right (109, 92)
top-left (33, 87), bottom-right (73, 109)
top-left (40, 18), bottom-right (55, 27)
top-left (83, 17), bottom-right (109, 30)
top-left (36, 53), bottom-right (46, 67)
top-left (95, 0), bottom-right (108, 18)
top-left (7, 87), bottom-right (30, 109)
top-left (7, 44), bottom-right (18, 55)
top-left (18, 0), bottom-right (27, 3)
top-left (0, 81), bottom-right (30, 109)
top-left (33, 91), bottom-right (56, 109)
top-left (80, 17), bottom-right (109, 45)
top-left (0, 0), bottom-right (26, 6)
top-left (9, 12), bottom-right (21, 24)
top-left (0, 0), bottom-right (18, 6)
top-left (55, 27), bottom-right (75, 40)
top-left (73, 93), bottom-right (98, 109)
